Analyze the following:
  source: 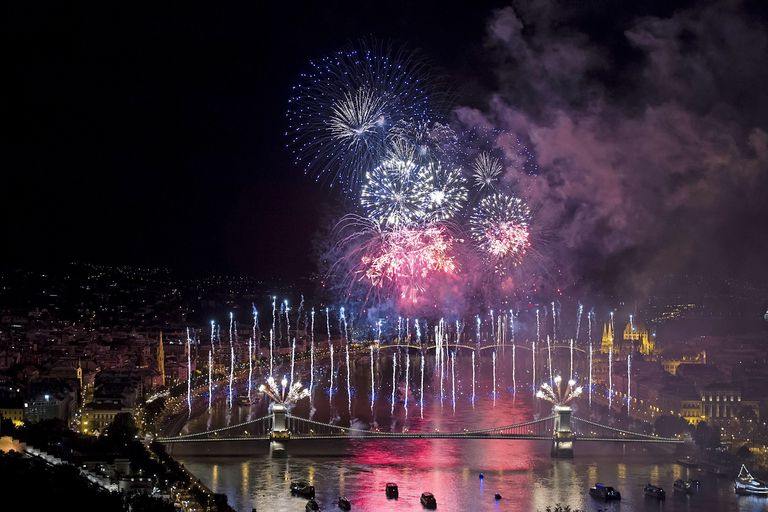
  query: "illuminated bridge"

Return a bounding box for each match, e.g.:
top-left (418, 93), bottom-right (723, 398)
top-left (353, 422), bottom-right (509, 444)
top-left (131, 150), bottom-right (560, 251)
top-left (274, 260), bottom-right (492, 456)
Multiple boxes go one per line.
top-left (157, 405), bottom-right (684, 458)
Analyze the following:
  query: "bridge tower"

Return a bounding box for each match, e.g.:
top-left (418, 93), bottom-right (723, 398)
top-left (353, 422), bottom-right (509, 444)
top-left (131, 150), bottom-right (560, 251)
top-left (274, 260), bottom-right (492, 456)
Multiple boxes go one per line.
top-left (269, 404), bottom-right (290, 456)
top-left (551, 405), bottom-right (574, 458)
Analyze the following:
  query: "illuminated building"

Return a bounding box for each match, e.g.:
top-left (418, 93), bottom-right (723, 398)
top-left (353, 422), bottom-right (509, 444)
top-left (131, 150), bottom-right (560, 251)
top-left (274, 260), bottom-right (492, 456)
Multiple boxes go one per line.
top-left (600, 321), bottom-right (656, 358)
top-left (0, 397), bottom-right (24, 427)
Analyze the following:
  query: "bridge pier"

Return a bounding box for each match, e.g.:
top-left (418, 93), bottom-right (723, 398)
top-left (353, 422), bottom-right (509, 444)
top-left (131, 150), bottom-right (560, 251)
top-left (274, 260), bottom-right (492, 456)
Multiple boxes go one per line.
top-left (269, 404), bottom-right (290, 457)
top-left (551, 405), bottom-right (574, 458)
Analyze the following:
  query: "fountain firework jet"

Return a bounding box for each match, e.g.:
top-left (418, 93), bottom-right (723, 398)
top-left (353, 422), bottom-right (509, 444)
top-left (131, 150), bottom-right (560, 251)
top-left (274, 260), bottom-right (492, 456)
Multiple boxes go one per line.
top-left (210, 320), bottom-right (216, 357)
top-left (269, 329), bottom-right (274, 376)
top-left (551, 301), bottom-right (557, 340)
top-left (310, 309), bottom-right (315, 401)
top-left (369, 345), bottom-right (375, 406)
top-left (420, 354), bottom-right (425, 418)
top-left (208, 349), bottom-right (213, 411)
top-left (248, 337), bottom-right (253, 399)
top-left (450, 351), bottom-right (456, 413)
top-left (404, 351), bottom-right (410, 411)
top-left (588, 342), bottom-right (593, 407)
top-left (532, 341), bottom-right (536, 399)
top-left (512, 342), bottom-right (517, 394)
top-left (608, 345), bottom-right (613, 412)
top-left (329, 341), bottom-right (335, 406)
top-left (576, 303), bottom-right (583, 342)
top-left (345, 342), bottom-right (351, 416)
top-left (546, 335), bottom-right (553, 385)
top-left (391, 352), bottom-right (397, 415)
top-left (476, 315), bottom-right (481, 343)
top-left (228, 345), bottom-right (234, 408)
top-left (569, 339), bottom-right (574, 381)
top-left (186, 328), bottom-right (192, 414)
top-left (489, 310), bottom-right (495, 344)
top-left (290, 338), bottom-right (296, 386)
top-left (271, 296), bottom-right (276, 342)
top-left (492, 350), bottom-right (497, 406)
top-left (471, 351), bottom-right (476, 405)
top-left (284, 300), bottom-right (290, 343)
top-left (627, 353), bottom-right (632, 413)
top-left (252, 305), bottom-right (259, 359)
top-left (536, 309), bottom-right (540, 342)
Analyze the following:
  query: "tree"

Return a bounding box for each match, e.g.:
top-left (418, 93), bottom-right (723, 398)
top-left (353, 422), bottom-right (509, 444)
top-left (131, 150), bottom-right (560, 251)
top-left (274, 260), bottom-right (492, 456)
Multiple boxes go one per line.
top-left (104, 412), bottom-right (138, 445)
top-left (654, 415), bottom-right (690, 437)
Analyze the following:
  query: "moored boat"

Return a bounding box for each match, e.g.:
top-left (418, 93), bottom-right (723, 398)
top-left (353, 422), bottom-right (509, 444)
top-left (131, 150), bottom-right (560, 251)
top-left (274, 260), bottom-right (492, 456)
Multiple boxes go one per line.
top-left (589, 483), bottom-right (621, 501)
top-left (735, 465), bottom-right (768, 495)
top-left (644, 483), bottom-right (666, 500)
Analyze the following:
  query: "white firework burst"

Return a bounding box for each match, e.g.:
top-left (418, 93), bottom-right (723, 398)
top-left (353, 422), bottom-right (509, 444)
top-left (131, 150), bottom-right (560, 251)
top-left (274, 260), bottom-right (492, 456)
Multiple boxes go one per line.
top-left (423, 161), bottom-right (468, 221)
top-left (472, 152), bottom-right (503, 190)
top-left (360, 158), bottom-right (432, 227)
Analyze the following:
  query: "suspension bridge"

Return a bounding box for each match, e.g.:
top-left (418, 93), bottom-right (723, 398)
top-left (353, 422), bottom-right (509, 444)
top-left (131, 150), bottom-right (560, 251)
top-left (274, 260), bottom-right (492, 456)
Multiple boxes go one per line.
top-left (157, 404), bottom-right (684, 458)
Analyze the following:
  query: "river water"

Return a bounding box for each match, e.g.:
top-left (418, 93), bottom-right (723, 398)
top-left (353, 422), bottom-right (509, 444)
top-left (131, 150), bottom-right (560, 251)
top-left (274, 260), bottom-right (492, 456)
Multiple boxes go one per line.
top-left (176, 345), bottom-right (764, 511)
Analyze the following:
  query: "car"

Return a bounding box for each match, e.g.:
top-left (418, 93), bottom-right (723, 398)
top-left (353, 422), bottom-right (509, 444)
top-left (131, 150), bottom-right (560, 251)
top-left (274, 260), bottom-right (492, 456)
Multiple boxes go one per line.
top-left (420, 491), bottom-right (437, 509)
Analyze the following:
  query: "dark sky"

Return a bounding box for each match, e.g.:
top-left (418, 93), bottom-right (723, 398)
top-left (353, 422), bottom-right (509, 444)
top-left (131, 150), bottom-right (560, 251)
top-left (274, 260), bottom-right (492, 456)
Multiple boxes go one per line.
top-left (3, 1), bottom-right (767, 294)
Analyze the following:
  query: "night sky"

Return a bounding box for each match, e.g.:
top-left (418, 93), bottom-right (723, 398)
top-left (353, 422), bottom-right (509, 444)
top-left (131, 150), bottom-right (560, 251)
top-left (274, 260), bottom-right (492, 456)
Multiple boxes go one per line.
top-left (3, 1), bottom-right (767, 296)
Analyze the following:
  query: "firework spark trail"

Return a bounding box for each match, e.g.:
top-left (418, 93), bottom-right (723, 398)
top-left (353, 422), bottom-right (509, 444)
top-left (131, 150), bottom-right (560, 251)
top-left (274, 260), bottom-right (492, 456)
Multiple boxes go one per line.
top-left (284, 300), bottom-right (290, 343)
top-left (629, 313), bottom-right (634, 334)
top-left (627, 354), bottom-right (632, 413)
top-left (588, 342), bottom-right (593, 407)
top-left (391, 352), bottom-right (397, 415)
top-left (420, 353), bottom-right (425, 418)
top-left (228, 345), bottom-right (234, 408)
top-left (186, 328), bottom-right (192, 414)
top-left (450, 352), bottom-right (456, 413)
top-left (476, 315), bottom-right (481, 343)
top-left (536, 309), bottom-right (540, 343)
top-left (248, 337), bottom-right (253, 399)
top-left (269, 329), bottom-right (274, 376)
top-left (569, 338), bottom-right (574, 381)
top-left (229, 312), bottom-right (234, 348)
top-left (208, 349), bottom-right (213, 411)
top-left (576, 303), bottom-right (583, 342)
top-left (252, 304), bottom-right (259, 362)
top-left (490, 309), bottom-right (495, 344)
top-left (345, 342), bottom-right (351, 416)
top-left (370, 345), bottom-right (375, 410)
top-left (547, 335), bottom-right (553, 385)
top-left (404, 351), bottom-right (410, 412)
top-left (492, 350), bottom-right (497, 406)
top-left (271, 296), bottom-right (276, 342)
top-left (330, 342), bottom-right (335, 407)
top-left (551, 301), bottom-right (557, 341)
top-left (310, 309), bottom-right (315, 401)
top-left (210, 320), bottom-right (216, 357)
top-left (471, 351), bottom-right (476, 406)
top-left (406, 317), bottom-right (410, 342)
top-left (396, 316), bottom-right (401, 342)
top-left (290, 338), bottom-right (296, 386)
top-left (532, 341), bottom-right (536, 399)
top-left (512, 342), bottom-right (517, 395)
top-left (608, 345), bottom-right (613, 412)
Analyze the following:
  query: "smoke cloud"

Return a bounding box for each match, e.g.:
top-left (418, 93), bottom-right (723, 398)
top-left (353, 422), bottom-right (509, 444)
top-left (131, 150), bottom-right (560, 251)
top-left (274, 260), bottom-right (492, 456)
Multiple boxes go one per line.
top-left (458, 0), bottom-right (768, 298)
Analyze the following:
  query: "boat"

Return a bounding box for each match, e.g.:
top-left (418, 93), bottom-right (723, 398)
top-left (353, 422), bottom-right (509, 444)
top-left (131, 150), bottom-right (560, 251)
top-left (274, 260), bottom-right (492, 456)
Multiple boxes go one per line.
top-left (494, 492), bottom-right (502, 500)
top-left (589, 483), bottom-right (621, 501)
top-left (676, 455), bottom-right (699, 467)
top-left (385, 482), bottom-right (399, 499)
top-left (337, 496), bottom-right (351, 510)
top-left (237, 396), bottom-right (251, 406)
top-left (420, 492), bottom-right (437, 509)
top-left (305, 499), bottom-right (320, 512)
top-left (290, 481), bottom-right (315, 498)
top-left (673, 479), bottom-right (693, 493)
top-left (735, 465), bottom-right (768, 495)
top-left (643, 484), bottom-right (666, 500)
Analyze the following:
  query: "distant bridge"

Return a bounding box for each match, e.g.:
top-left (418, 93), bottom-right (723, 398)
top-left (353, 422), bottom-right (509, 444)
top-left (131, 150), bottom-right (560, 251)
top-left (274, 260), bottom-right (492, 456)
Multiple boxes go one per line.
top-left (373, 342), bottom-right (590, 355)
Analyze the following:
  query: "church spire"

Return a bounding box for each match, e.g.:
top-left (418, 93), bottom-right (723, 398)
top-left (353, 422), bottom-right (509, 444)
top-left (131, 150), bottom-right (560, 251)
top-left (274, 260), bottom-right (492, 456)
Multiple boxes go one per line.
top-left (157, 331), bottom-right (166, 387)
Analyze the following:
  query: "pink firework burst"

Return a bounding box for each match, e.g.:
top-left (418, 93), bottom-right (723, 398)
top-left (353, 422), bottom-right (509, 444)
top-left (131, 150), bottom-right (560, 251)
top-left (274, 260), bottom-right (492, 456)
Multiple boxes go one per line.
top-left (360, 224), bottom-right (458, 303)
top-left (486, 221), bottom-right (531, 259)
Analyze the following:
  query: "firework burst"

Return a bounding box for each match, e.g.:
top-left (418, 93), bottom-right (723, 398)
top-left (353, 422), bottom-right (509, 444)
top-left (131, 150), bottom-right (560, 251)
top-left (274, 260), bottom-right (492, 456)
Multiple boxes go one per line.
top-left (536, 375), bottom-right (583, 406)
top-left (360, 158), bottom-right (432, 227)
top-left (259, 376), bottom-right (310, 407)
top-left (472, 152), bottom-right (503, 190)
top-left (424, 161), bottom-right (468, 221)
top-left (470, 192), bottom-right (532, 265)
top-left (286, 43), bottom-right (433, 193)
